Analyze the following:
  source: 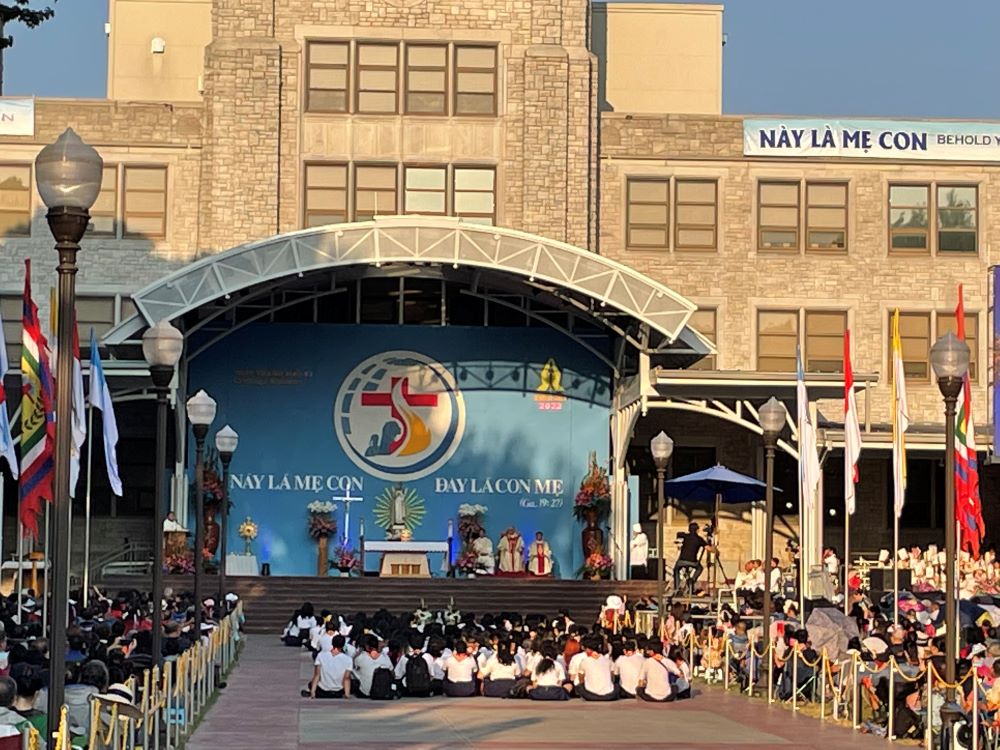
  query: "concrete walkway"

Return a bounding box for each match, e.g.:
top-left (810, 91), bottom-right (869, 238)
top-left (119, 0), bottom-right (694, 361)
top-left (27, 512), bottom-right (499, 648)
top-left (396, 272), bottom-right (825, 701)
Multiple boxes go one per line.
top-left (186, 637), bottom-right (894, 749)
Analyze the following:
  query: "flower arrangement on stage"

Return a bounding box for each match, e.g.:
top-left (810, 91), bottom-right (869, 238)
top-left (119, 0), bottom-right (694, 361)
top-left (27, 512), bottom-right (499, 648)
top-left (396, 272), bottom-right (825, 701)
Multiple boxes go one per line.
top-left (331, 544), bottom-right (360, 573)
top-left (164, 551), bottom-right (195, 574)
top-left (572, 452), bottom-right (612, 523)
top-left (308, 500), bottom-right (336, 514)
top-left (455, 550), bottom-right (478, 575)
top-left (457, 503), bottom-right (488, 544)
top-left (578, 549), bottom-right (613, 580)
top-left (308, 506), bottom-right (338, 539)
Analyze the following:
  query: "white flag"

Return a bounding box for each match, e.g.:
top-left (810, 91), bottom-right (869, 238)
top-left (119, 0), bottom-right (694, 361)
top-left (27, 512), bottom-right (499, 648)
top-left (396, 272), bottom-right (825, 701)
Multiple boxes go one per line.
top-left (796, 348), bottom-right (821, 509)
top-left (891, 310), bottom-right (909, 517)
top-left (89, 328), bottom-right (122, 497)
top-left (0, 309), bottom-right (17, 478)
top-left (69, 325), bottom-right (87, 497)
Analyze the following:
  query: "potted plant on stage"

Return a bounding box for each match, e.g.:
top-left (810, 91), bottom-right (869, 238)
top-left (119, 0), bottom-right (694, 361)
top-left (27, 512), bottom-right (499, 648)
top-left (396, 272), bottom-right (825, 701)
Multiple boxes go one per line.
top-left (331, 544), bottom-right (359, 577)
top-left (190, 448), bottom-right (226, 562)
top-left (455, 550), bottom-right (479, 578)
top-left (573, 452), bottom-right (611, 559)
top-left (578, 547), bottom-right (613, 581)
top-left (307, 500), bottom-right (338, 577)
top-left (238, 517), bottom-right (258, 556)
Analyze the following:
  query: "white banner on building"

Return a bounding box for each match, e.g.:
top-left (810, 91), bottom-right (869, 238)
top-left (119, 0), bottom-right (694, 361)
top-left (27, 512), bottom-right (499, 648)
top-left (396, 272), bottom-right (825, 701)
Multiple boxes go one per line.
top-left (0, 99), bottom-right (34, 136)
top-left (744, 117), bottom-right (1000, 162)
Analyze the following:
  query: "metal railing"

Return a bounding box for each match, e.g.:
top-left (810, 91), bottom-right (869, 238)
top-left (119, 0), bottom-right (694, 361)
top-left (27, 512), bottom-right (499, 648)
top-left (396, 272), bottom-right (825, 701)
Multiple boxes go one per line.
top-left (50, 602), bottom-right (243, 750)
top-left (89, 542), bottom-right (155, 579)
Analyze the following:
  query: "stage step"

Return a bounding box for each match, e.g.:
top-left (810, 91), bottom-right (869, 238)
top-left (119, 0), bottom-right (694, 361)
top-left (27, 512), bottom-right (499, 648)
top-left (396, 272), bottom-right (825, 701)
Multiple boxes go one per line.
top-left (98, 575), bottom-right (661, 633)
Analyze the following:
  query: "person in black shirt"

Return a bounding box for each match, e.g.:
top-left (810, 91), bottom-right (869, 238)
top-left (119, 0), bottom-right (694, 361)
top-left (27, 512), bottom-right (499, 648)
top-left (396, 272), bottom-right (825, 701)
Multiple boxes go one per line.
top-left (673, 523), bottom-right (710, 593)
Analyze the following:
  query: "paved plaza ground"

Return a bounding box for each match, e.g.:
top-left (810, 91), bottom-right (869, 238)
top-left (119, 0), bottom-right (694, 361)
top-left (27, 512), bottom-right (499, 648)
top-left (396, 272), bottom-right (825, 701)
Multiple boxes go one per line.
top-left (186, 638), bottom-right (891, 749)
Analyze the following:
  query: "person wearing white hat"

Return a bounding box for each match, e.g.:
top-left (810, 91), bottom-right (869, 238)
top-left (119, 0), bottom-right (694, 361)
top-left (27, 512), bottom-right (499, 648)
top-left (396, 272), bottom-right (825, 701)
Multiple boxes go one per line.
top-left (629, 524), bottom-right (649, 579)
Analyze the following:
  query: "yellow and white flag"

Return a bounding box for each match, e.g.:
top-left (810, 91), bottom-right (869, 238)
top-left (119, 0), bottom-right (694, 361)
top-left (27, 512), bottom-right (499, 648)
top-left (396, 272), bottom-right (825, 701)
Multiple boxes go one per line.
top-left (890, 309), bottom-right (909, 518)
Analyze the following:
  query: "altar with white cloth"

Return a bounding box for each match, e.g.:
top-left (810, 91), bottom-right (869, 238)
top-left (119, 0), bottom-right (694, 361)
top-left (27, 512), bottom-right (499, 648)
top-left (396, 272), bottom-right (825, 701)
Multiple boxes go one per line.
top-left (363, 540), bottom-right (450, 578)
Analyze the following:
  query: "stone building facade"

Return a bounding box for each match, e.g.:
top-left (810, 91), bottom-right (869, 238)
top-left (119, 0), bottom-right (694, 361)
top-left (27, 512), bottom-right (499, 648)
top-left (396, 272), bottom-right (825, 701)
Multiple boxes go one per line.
top-left (0, 0), bottom-right (995, 567)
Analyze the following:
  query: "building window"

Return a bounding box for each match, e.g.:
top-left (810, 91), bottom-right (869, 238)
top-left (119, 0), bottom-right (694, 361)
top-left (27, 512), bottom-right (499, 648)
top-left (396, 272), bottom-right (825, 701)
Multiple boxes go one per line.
top-left (77, 296), bottom-right (117, 342)
top-left (758, 181), bottom-right (799, 251)
top-left (122, 166), bottom-right (167, 238)
top-left (889, 185), bottom-right (929, 252)
top-left (890, 311), bottom-right (931, 380)
top-left (889, 183), bottom-right (977, 254)
top-left (303, 163), bottom-right (348, 228)
top-left (454, 45), bottom-right (497, 115)
top-left (405, 45), bottom-right (447, 114)
top-left (356, 43), bottom-right (399, 114)
top-left (354, 165), bottom-right (397, 220)
top-left (89, 165), bottom-right (118, 237)
top-left (0, 296), bottom-right (18, 365)
top-left (674, 180), bottom-right (717, 250)
top-left (804, 310), bottom-right (846, 372)
top-left (404, 166), bottom-right (447, 215)
top-left (806, 182), bottom-right (847, 251)
top-left (306, 41), bottom-right (350, 113)
top-left (937, 185), bottom-right (977, 252)
top-left (626, 179), bottom-right (669, 250)
top-left (453, 167), bottom-right (495, 224)
top-left (936, 311), bottom-right (979, 381)
top-left (0, 164), bottom-right (31, 237)
top-left (757, 310), bottom-right (798, 372)
top-left (687, 307), bottom-right (717, 370)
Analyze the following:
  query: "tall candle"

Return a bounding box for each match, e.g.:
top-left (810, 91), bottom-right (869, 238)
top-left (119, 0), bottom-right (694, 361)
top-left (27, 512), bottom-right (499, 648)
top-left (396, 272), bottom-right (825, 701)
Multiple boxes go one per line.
top-left (448, 519), bottom-right (454, 538)
top-left (360, 519), bottom-right (365, 538)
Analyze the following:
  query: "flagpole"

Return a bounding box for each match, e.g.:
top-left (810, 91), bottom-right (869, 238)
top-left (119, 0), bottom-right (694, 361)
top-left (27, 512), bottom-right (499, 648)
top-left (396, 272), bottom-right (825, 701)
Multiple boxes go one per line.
top-left (893, 513), bottom-right (899, 625)
top-left (82, 401), bottom-right (94, 609)
top-left (15, 520), bottom-right (21, 621)
top-left (42, 502), bottom-right (48, 634)
top-left (843, 509), bottom-right (850, 616)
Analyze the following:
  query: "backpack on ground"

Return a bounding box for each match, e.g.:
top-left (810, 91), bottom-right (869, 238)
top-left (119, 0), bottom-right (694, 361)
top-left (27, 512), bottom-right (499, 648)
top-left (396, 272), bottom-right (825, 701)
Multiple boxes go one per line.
top-left (369, 667), bottom-right (396, 700)
top-left (405, 653), bottom-right (432, 696)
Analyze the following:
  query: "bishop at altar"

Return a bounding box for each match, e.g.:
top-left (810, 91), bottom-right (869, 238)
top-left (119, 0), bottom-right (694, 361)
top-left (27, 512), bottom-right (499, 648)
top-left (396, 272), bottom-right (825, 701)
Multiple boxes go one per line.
top-left (527, 531), bottom-right (553, 576)
top-left (497, 527), bottom-right (525, 573)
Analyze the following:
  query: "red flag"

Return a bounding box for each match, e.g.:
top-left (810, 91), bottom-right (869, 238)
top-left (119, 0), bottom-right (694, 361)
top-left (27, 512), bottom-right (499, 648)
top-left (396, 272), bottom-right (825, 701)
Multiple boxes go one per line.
top-left (955, 284), bottom-right (984, 556)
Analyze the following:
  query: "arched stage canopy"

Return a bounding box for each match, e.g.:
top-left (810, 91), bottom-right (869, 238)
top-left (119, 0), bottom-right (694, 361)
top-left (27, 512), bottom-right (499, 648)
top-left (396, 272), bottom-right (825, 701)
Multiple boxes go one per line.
top-left (104, 217), bottom-right (712, 371)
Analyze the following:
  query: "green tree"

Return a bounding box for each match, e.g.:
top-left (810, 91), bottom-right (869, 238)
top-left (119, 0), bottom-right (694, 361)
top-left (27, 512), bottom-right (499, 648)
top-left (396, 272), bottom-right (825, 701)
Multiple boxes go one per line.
top-left (0, 1), bottom-right (55, 51)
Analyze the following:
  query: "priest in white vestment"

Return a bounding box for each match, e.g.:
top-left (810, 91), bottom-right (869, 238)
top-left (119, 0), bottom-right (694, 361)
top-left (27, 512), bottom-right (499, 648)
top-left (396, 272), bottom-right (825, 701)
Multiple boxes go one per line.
top-left (496, 527), bottom-right (525, 573)
top-left (527, 531), bottom-right (553, 576)
top-left (472, 530), bottom-right (495, 573)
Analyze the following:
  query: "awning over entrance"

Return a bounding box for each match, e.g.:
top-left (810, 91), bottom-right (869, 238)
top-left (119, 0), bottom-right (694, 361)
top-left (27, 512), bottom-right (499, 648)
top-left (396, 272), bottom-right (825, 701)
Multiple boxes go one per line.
top-left (104, 217), bottom-right (711, 369)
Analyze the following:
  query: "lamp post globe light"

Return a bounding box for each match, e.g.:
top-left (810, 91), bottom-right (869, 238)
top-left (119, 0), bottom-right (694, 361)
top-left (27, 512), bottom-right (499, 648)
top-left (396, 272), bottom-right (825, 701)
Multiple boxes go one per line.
top-left (214, 425), bottom-right (238, 603)
top-left (649, 430), bottom-right (674, 626)
top-left (142, 319), bottom-right (184, 664)
top-left (930, 331), bottom-right (969, 733)
top-left (758, 396), bottom-right (786, 670)
top-left (35, 128), bottom-right (103, 746)
top-left (187, 389), bottom-right (217, 637)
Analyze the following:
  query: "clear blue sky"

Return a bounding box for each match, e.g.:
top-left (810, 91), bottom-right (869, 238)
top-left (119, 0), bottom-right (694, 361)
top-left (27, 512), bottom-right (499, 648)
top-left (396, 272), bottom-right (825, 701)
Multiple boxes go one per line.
top-left (5, 0), bottom-right (1000, 119)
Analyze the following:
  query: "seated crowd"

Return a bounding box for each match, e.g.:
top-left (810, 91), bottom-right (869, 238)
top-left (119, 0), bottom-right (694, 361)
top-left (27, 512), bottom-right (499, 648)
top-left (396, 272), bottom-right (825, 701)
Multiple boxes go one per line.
top-left (0, 585), bottom-right (239, 747)
top-left (284, 603), bottom-right (693, 703)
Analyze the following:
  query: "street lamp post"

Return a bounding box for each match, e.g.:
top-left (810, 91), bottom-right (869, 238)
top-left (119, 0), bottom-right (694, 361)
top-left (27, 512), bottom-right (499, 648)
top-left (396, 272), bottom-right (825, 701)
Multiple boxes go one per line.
top-left (142, 320), bottom-right (184, 664)
top-left (34, 128), bottom-right (103, 746)
top-left (186, 390), bottom-right (216, 638)
top-left (650, 431), bottom-right (674, 628)
top-left (758, 397), bottom-right (786, 656)
top-left (214, 426), bottom-right (238, 602)
top-left (930, 331), bottom-right (969, 733)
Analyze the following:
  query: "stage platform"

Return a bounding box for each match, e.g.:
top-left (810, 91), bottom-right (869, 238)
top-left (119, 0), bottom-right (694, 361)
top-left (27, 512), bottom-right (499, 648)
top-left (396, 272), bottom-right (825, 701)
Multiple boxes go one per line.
top-left (98, 574), bottom-right (661, 633)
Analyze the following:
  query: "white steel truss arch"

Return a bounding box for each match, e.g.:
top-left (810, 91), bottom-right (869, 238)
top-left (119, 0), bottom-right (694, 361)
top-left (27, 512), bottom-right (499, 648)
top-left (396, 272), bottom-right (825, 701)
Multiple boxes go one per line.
top-left (124, 216), bottom-right (697, 346)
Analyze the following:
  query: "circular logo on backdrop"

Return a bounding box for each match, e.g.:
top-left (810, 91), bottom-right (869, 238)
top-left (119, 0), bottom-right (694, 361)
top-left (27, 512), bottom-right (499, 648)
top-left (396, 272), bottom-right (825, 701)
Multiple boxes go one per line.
top-left (334, 351), bottom-right (465, 481)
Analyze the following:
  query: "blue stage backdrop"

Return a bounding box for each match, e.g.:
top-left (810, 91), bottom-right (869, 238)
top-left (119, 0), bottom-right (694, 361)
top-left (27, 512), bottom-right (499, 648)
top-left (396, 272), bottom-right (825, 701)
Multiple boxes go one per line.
top-left (189, 324), bottom-right (612, 577)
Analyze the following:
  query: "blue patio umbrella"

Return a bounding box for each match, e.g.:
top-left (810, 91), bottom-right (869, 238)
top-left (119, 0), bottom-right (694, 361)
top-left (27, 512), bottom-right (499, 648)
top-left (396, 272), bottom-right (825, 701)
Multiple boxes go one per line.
top-left (663, 465), bottom-right (781, 587)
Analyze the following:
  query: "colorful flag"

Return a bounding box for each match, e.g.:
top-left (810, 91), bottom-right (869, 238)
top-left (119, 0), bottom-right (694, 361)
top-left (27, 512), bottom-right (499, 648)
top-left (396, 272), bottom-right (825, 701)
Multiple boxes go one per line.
top-left (954, 285), bottom-right (984, 556)
top-left (19, 260), bottom-right (55, 537)
top-left (843, 330), bottom-right (861, 515)
top-left (891, 309), bottom-right (909, 518)
top-left (89, 328), bottom-right (122, 497)
top-left (796, 347), bottom-right (821, 509)
top-left (69, 322), bottom-right (87, 497)
top-left (0, 307), bottom-right (17, 479)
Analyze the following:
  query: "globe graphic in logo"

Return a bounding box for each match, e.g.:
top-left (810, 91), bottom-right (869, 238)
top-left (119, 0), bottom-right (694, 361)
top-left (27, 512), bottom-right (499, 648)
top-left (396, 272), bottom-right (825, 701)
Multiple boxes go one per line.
top-left (334, 351), bottom-right (465, 481)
